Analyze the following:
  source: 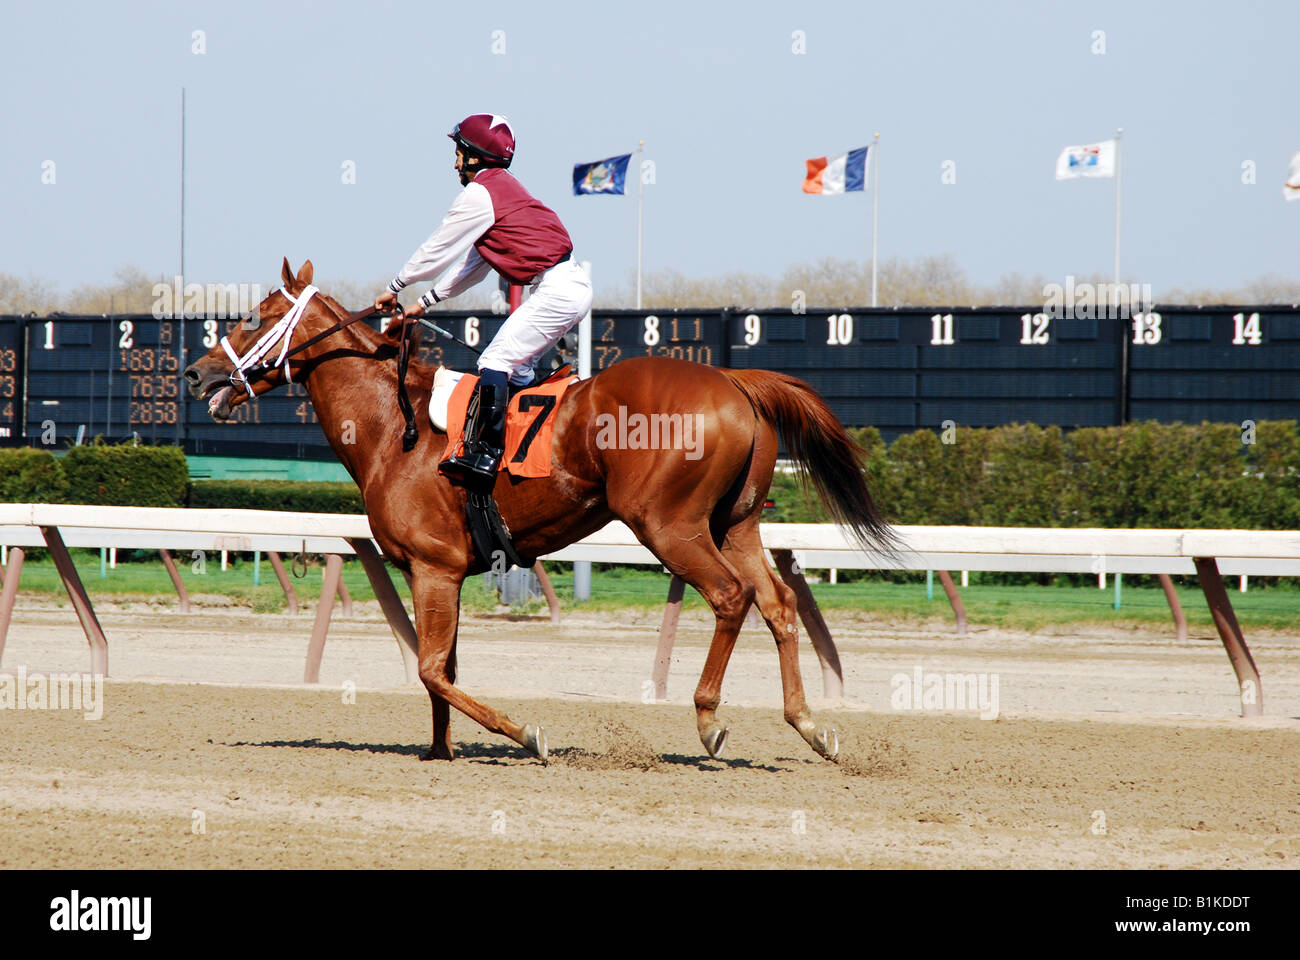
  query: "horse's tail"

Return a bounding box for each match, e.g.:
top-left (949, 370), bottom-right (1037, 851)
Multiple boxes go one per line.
top-left (721, 368), bottom-right (898, 556)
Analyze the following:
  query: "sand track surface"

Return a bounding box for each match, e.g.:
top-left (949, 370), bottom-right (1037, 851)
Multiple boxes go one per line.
top-left (0, 602), bottom-right (1296, 868)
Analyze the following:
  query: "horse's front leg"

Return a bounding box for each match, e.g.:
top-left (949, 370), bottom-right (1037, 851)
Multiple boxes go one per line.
top-left (410, 565), bottom-right (547, 760)
top-left (428, 626), bottom-right (457, 761)
top-left (403, 567), bottom-right (454, 760)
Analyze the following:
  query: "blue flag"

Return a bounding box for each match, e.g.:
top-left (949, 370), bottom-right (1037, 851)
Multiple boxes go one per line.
top-left (573, 154), bottom-right (631, 195)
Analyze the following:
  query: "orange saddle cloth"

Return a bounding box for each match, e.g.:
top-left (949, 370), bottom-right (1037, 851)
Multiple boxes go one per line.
top-left (439, 368), bottom-right (578, 479)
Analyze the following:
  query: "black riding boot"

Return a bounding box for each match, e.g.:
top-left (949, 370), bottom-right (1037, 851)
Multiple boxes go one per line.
top-left (443, 370), bottom-right (509, 482)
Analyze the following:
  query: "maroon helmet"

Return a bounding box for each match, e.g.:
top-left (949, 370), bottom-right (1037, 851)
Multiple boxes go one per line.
top-left (448, 114), bottom-right (515, 167)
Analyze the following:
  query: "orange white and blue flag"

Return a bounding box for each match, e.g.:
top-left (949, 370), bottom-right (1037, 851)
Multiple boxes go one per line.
top-left (1285, 151), bottom-right (1300, 202)
top-left (802, 147), bottom-right (869, 194)
top-left (1055, 140), bottom-right (1117, 179)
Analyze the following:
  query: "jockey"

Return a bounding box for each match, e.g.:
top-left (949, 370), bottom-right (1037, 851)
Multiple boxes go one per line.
top-left (375, 113), bottom-right (592, 481)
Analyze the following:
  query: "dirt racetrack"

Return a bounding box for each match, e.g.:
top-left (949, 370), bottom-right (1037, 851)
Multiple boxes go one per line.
top-left (1, 600), bottom-right (1298, 869)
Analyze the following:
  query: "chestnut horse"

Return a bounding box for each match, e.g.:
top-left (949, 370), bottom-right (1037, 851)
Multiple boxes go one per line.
top-left (185, 259), bottom-right (894, 763)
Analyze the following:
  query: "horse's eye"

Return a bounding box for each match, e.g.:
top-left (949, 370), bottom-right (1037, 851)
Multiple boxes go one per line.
top-left (242, 311), bottom-right (262, 332)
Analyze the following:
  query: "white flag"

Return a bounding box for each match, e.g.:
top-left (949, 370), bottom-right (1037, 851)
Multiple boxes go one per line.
top-left (1055, 140), bottom-right (1117, 179)
top-left (1285, 151), bottom-right (1300, 202)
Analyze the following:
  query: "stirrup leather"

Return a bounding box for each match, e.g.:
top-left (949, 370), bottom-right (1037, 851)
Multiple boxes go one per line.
top-left (443, 379), bottom-right (505, 480)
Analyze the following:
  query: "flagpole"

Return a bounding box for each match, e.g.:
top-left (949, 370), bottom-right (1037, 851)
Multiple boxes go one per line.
top-left (1113, 127), bottom-right (1122, 288)
top-left (636, 139), bottom-right (645, 309)
top-left (871, 132), bottom-right (880, 307)
top-left (180, 87), bottom-right (186, 294)
top-left (178, 86), bottom-right (186, 445)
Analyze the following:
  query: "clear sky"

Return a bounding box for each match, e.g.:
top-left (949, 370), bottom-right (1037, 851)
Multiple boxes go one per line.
top-left (2, 0), bottom-right (1296, 298)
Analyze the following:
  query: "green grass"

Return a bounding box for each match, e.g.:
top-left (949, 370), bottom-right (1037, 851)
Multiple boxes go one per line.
top-left (6, 552), bottom-right (1300, 632)
top-left (6, 551), bottom-right (500, 616)
top-left (540, 566), bottom-right (1300, 632)
top-left (810, 578), bottom-right (1300, 632)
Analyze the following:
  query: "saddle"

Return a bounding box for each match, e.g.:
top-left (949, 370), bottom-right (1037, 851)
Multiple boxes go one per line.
top-left (433, 365), bottom-right (576, 479)
top-left (431, 365), bottom-right (577, 570)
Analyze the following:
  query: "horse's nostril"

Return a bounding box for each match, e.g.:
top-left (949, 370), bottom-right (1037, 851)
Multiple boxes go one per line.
top-left (183, 367), bottom-right (200, 383)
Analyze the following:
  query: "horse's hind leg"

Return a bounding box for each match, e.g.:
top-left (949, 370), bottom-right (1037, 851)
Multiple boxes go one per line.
top-left (409, 565), bottom-right (547, 760)
top-left (628, 521), bottom-right (753, 758)
top-left (720, 519), bottom-right (839, 760)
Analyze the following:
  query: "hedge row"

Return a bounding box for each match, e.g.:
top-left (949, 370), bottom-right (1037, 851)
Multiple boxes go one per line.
top-left (187, 480), bottom-right (364, 514)
top-left (4, 421), bottom-right (1298, 532)
top-left (767, 420), bottom-right (1300, 531)
top-left (0, 443), bottom-right (189, 507)
top-left (0, 448), bottom-right (69, 503)
top-left (0, 446), bottom-right (366, 513)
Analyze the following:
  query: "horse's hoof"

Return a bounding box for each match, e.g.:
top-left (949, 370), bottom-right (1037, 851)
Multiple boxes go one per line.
top-left (521, 723), bottom-right (548, 760)
top-left (811, 725), bottom-right (839, 761)
top-left (700, 723), bottom-right (729, 759)
top-left (794, 715), bottom-right (839, 761)
top-left (421, 744), bottom-right (455, 761)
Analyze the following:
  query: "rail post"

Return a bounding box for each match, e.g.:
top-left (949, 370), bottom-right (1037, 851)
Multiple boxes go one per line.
top-left (1157, 573), bottom-right (1188, 642)
top-left (335, 569), bottom-right (353, 617)
top-left (532, 561), bottom-right (561, 624)
top-left (41, 527), bottom-right (108, 676)
top-left (770, 549), bottom-right (844, 700)
top-left (936, 570), bottom-right (967, 636)
top-left (159, 549), bottom-right (190, 613)
top-left (652, 575), bottom-right (686, 700)
top-left (0, 547), bottom-right (25, 665)
top-left (1193, 557), bottom-right (1263, 717)
top-left (345, 537), bottom-right (419, 684)
top-left (303, 553), bottom-right (343, 683)
top-left (267, 551), bottom-right (299, 615)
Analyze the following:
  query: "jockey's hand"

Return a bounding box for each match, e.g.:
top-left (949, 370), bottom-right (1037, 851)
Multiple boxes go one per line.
top-left (401, 302), bottom-right (426, 321)
top-left (374, 290), bottom-right (399, 314)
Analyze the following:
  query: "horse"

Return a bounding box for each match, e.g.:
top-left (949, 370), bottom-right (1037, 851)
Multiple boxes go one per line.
top-left (184, 258), bottom-right (895, 763)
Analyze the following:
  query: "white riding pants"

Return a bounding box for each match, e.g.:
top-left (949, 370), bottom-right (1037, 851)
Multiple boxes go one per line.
top-left (478, 259), bottom-right (592, 385)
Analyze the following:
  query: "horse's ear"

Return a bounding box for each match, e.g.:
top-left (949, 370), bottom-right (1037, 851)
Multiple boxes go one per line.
top-left (281, 257), bottom-right (294, 288)
top-left (297, 260), bottom-right (314, 286)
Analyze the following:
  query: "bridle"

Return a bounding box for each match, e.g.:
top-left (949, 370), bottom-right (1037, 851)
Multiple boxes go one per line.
top-left (215, 285), bottom-right (437, 453)
top-left (220, 286), bottom-right (393, 396)
top-left (220, 285), bottom-right (318, 396)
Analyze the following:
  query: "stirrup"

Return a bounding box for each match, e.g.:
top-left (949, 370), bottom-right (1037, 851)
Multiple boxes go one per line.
top-left (443, 442), bottom-right (503, 481)
top-left (442, 374), bottom-right (506, 482)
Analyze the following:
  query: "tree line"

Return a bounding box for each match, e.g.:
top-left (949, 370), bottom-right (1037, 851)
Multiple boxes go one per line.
top-left (4, 256), bottom-right (1298, 315)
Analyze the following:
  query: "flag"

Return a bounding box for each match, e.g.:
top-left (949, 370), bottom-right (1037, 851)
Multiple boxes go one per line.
top-left (1055, 140), bottom-right (1117, 179)
top-left (573, 154), bottom-right (631, 195)
top-left (803, 147), bottom-right (869, 194)
top-left (1285, 152), bottom-right (1300, 202)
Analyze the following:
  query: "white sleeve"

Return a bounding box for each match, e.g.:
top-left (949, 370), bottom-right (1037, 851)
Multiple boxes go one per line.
top-left (418, 246), bottom-right (493, 308)
top-left (385, 181), bottom-right (494, 294)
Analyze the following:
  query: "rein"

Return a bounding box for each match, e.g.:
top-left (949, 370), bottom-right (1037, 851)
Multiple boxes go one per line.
top-left (396, 315), bottom-right (419, 452)
top-left (395, 314), bottom-right (485, 452)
